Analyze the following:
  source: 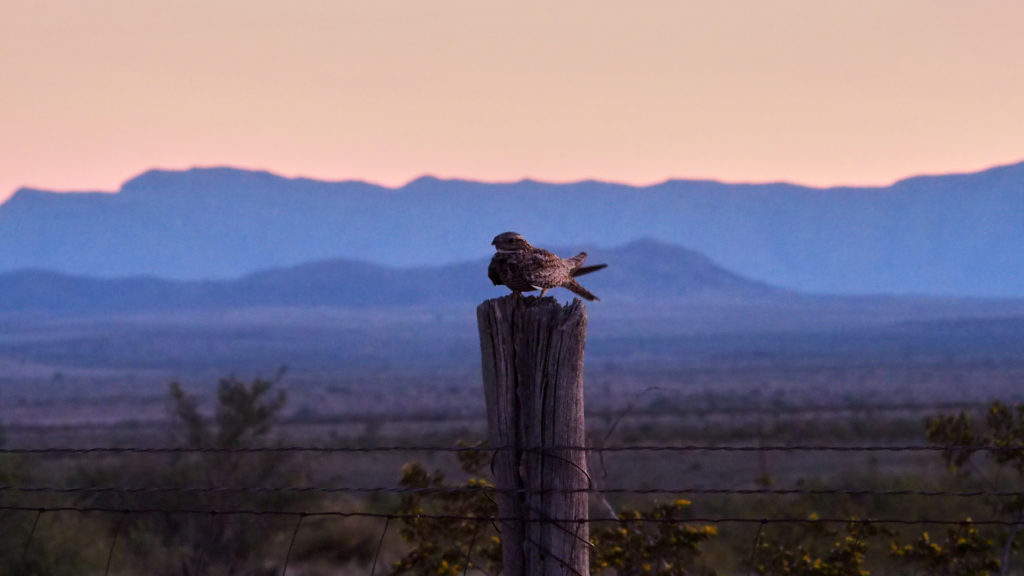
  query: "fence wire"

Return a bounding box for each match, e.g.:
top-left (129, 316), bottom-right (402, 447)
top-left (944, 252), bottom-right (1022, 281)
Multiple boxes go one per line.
top-left (1, 443), bottom-right (1017, 455)
top-left (2, 484), bottom-right (1023, 498)
top-left (3, 442), bottom-right (1022, 574)
top-left (2, 505), bottom-right (1022, 527)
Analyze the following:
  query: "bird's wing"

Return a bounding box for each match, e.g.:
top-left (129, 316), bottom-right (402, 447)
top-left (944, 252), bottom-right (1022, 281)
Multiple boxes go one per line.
top-left (523, 248), bottom-right (567, 286)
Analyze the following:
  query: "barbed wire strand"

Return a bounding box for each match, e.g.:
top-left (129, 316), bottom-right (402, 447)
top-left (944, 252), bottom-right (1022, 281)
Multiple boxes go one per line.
top-left (20, 508), bottom-right (42, 569)
top-left (5, 484), bottom-right (1022, 498)
top-left (522, 491), bottom-right (595, 552)
top-left (1, 505), bottom-right (1020, 527)
top-left (519, 446), bottom-right (597, 558)
top-left (524, 530), bottom-right (586, 576)
top-left (569, 517), bottom-right (587, 575)
top-left (524, 502), bottom-right (594, 557)
top-left (105, 511), bottom-right (127, 576)
top-left (747, 520), bottom-right (767, 576)
top-left (526, 450), bottom-right (596, 553)
top-left (1, 443), bottom-right (1018, 455)
top-left (370, 515), bottom-right (391, 576)
top-left (281, 513), bottom-right (304, 576)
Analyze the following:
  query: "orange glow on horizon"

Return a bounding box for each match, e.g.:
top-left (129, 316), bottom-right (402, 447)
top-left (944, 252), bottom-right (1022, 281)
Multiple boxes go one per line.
top-left (2, 1), bottom-right (1024, 202)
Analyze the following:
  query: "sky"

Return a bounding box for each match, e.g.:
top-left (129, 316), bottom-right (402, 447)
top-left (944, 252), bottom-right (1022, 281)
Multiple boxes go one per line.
top-left (2, 1), bottom-right (1024, 204)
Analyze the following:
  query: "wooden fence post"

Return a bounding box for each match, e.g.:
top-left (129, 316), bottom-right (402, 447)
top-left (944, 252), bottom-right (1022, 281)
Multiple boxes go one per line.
top-left (477, 295), bottom-right (590, 576)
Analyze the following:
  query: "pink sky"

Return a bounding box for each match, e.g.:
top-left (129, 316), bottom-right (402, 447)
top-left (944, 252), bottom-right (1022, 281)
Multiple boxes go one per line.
top-left (2, 1), bottom-right (1023, 203)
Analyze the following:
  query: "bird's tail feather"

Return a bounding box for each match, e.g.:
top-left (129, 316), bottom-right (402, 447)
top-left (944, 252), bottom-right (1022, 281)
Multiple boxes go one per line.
top-left (572, 263), bottom-right (607, 277)
top-left (565, 279), bottom-right (599, 301)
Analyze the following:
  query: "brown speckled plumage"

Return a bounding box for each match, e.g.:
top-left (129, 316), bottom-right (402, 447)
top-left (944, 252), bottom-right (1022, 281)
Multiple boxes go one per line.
top-left (488, 231), bottom-right (606, 301)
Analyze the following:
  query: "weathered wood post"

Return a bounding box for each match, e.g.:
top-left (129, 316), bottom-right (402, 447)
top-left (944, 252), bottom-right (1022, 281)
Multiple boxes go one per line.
top-left (477, 295), bottom-right (590, 576)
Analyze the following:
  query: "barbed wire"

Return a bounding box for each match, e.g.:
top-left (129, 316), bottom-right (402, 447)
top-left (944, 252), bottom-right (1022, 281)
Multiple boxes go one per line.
top-left (1, 504), bottom-right (1021, 527)
top-left (5, 440), bottom-right (1021, 573)
top-left (6, 439), bottom-right (1020, 574)
top-left (2, 484), bottom-right (1023, 498)
top-left (1, 443), bottom-right (1017, 455)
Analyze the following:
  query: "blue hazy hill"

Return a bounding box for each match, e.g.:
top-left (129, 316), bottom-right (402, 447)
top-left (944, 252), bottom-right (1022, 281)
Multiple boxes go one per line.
top-left (2, 162), bottom-right (1024, 296)
top-left (0, 239), bottom-right (778, 314)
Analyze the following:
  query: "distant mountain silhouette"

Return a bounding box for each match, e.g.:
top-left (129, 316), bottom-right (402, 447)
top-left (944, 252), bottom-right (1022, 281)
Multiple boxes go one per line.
top-left (4, 162), bottom-right (1024, 295)
top-left (0, 240), bottom-right (778, 314)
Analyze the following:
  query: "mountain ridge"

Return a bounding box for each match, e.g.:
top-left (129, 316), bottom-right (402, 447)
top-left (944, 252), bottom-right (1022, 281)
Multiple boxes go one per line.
top-left (0, 239), bottom-right (779, 314)
top-left (3, 161), bottom-right (1024, 296)
top-left (10, 159), bottom-right (1024, 202)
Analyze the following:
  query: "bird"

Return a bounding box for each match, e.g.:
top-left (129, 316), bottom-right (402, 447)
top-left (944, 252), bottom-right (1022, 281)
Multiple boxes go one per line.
top-left (488, 231), bottom-right (607, 301)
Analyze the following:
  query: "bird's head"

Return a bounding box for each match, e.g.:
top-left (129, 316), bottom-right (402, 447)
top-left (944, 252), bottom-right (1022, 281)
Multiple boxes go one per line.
top-left (491, 231), bottom-right (531, 252)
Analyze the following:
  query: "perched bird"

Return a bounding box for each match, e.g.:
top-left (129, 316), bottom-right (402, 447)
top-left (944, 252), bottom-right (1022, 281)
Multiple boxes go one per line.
top-left (488, 231), bottom-right (607, 301)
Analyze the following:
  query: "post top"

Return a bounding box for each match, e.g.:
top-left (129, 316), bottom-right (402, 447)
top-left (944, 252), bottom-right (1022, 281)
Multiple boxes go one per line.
top-left (478, 294), bottom-right (586, 314)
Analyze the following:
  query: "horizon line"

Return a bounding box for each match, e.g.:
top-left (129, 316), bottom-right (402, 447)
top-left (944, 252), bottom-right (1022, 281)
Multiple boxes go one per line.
top-left (5, 157), bottom-right (1024, 201)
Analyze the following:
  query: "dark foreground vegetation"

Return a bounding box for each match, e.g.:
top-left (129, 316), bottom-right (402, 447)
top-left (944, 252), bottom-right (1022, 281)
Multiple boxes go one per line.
top-left (1, 375), bottom-right (1022, 575)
